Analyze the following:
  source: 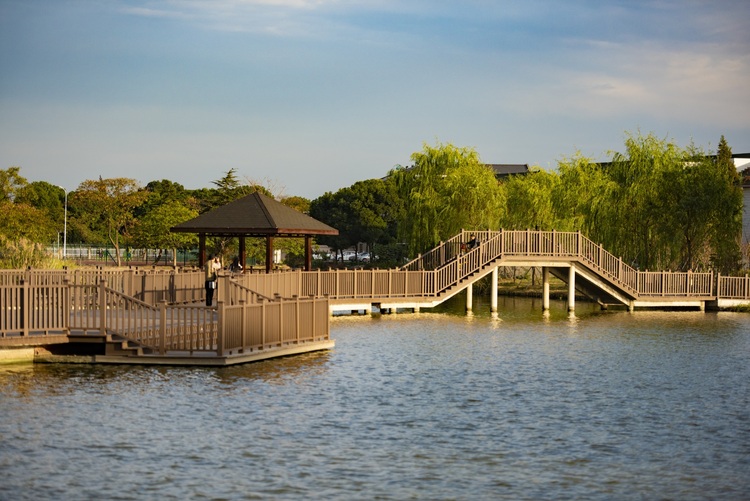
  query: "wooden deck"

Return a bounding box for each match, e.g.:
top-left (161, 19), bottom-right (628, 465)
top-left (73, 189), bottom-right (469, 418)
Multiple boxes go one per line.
top-left (1, 229), bottom-right (749, 365)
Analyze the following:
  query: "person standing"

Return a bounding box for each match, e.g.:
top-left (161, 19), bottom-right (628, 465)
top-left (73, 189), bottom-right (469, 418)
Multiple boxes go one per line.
top-left (205, 255), bottom-right (221, 306)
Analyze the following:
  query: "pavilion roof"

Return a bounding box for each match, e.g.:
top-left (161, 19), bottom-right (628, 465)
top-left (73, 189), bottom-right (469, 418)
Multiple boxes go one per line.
top-left (171, 191), bottom-right (338, 237)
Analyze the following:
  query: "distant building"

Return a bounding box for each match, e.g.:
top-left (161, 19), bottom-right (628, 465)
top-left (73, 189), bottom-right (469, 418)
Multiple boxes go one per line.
top-left (487, 164), bottom-right (530, 179)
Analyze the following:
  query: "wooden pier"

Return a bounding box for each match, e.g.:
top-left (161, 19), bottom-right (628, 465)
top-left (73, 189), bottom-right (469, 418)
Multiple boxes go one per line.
top-left (1, 230), bottom-right (749, 365)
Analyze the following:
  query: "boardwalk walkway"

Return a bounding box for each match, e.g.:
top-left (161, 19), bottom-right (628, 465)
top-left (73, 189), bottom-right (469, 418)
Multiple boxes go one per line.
top-left (2, 229), bottom-right (749, 364)
top-left (240, 230), bottom-right (749, 313)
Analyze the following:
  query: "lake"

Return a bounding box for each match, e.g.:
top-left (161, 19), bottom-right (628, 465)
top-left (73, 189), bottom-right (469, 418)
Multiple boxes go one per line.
top-left (1, 296), bottom-right (748, 500)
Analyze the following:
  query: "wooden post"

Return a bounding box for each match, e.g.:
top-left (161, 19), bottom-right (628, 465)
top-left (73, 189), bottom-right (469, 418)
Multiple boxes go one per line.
top-left (216, 301), bottom-right (224, 355)
top-left (199, 233), bottom-right (206, 268)
top-left (304, 236), bottom-right (312, 271)
top-left (238, 299), bottom-right (246, 350)
top-left (491, 267), bottom-right (498, 313)
top-left (239, 236), bottom-right (246, 271)
top-left (568, 264), bottom-right (575, 312)
top-left (310, 294), bottom-right (316, 340)
top-left (99, 278), bottom-right (107, 336)
top-left (261, 299), bottom-right (266, 346)
top-left (295, 296), bottom-right (300, 343)
top-left (159, 300), bottom-right (167, 354)
top-left (265, 236), bottom-right (274, 273)
top-left (278, 297), bottom-right (284, 346)
top-left (20, 279), bottom-right (29, 336)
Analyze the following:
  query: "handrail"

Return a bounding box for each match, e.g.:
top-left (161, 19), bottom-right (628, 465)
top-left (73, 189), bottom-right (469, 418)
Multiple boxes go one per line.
top-left (400, 229), bottom-right (715, 300)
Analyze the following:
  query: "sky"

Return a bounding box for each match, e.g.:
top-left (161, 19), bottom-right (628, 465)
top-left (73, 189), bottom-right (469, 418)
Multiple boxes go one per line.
top-left (1, 0), bottom-right (749, 199)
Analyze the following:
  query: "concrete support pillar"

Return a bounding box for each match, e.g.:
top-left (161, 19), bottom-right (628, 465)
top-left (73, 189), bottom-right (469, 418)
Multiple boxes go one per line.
top-left (568, 264), bottom-right (576, 312)
top-left (490, 267), bottom-right (498, 313)
top-left (542, 267), bottom-right (550, 311)
top-left (466, 284), bottom-right (473, 313)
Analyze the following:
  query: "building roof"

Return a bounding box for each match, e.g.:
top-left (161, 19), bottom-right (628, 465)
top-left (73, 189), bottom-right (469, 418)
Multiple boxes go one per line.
top-left (171, 191), bottom-right (338, 237)
top-left (488, 164), bottom-right (530, 177)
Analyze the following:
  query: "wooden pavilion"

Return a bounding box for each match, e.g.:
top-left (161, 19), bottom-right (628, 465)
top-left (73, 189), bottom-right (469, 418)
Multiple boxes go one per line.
top-left (171, 191), bottom-right (338, 272)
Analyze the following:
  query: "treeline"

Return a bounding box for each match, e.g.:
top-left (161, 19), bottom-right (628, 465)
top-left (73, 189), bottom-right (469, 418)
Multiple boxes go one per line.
top-left (311, 132), bottom-right (746, 274)
top-left (1, 131), bottom-right (746, 273)
top-left (0, 169), bottom-right (307, 268)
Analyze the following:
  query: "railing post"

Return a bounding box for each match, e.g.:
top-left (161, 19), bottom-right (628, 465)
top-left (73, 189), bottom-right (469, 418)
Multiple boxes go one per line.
top-left (99, 278), bottom-right (107, 336)
top-left (216, 301), bottom-right (224, 355)
top-left (159, 300), bottom-right (167, 355)
top-left (745, 274), bottom-right (749, 300)
top-left (310, 294), bottom-right (316, 339)
top-left (279, 297), bottom-right (284, 345)
top-left (239, 299), bottom-right (247, 349)
top-left (261, 298), bottom-right (266, 346)
top-left (577, 231), bottom-right (582, 256)
top-left (63, 278), bottom-right (71, 333)
top-left (20, 279), bottom-right (29, 336)
top-left (295, 295), bottom-right (300, 343)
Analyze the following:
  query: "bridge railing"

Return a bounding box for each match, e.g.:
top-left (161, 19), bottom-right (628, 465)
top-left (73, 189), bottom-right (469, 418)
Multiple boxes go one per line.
top-left (66, 279), bottom-right (330, 356)
top-left (0, 279), bottom-right (69, 337)
top-left (220, 296), bottom-right (330, 354)
top-left (718, 275), bottom-right (750, 299)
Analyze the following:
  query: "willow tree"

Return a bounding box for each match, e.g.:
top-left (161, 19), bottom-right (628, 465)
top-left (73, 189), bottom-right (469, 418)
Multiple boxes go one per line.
top-left (593, 132), bottom-right (685, 269)
top-left (500, 168), bottom-right (560, 230)
top-left (553, 153), bottom-right (614, 235)
top-left (390, 142), bottom-right (503, 255)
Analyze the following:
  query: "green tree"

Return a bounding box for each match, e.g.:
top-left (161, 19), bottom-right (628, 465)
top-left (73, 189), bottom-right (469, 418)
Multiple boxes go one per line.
top-left (0, 166), bottom-right (27, 202)
top-left (15, 181), bottom-right (66, 228)
top-left (594, 132), bottom-right (684, 269)
top-left (553, 153), bottom-right (613, 234)
top-left (309, 190), bottom-right (357, 262)
top-left (132, 200), bottom-right (199, 266)
top-left (390, 141), bottom-right (502, 255)
top-left (74, 177), bottom-right (148, 266)
top-left (501, 168), bottom-right (559, 230)
top-left (0, 201), bottom-right (56, 243)
top-left (710, 137), bottom-right (743, 273)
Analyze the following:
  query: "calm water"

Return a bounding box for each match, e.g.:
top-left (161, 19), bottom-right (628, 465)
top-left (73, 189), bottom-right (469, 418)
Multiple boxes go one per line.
top-left (1, 296), bottom-right (749, 500)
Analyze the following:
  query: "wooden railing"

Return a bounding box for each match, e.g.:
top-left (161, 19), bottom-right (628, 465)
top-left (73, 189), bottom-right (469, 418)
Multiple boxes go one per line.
top-left (401, 230), bottom-right (716, 299)
top-left (67, 280), bottom-right (330, 355)
top-left (1, 230), bottom-right (748, 342)
top-left (718, 274), bottom-right (750, 299)
top-left (1, 279), bottom-right (68, 336)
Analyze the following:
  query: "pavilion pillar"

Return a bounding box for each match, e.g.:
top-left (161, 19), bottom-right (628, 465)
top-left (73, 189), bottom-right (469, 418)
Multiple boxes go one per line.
top-left (305, 236), bottom-right (312, 271)
top-left (239, 236), bottom-right (246, 271)
top-left (265, 236), bottom-right (274, 273)
top-left (199, 233), bottom-right (206, 268)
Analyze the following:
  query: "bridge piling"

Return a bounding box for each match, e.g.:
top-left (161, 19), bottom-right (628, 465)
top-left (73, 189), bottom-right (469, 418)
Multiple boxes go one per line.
top-left (568, 265), bottom-right (576, 312)
top-left (542, 267), bottom-right (550, 311)
top-left (491, 267), bottom-right (498, 312)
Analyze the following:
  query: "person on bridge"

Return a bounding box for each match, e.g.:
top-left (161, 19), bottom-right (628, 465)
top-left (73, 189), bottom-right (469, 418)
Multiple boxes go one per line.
top-left (205, 255), bottom-right (221, 306)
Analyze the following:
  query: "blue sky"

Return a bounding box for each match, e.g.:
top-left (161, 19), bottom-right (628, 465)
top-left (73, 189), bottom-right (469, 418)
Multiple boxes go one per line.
top-left (1, 0), bottom-right (748, 199)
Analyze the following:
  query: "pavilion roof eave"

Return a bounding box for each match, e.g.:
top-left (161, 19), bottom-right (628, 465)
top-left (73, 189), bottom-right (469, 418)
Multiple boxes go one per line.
top-left (171, 227), bottom-right (339, 237)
